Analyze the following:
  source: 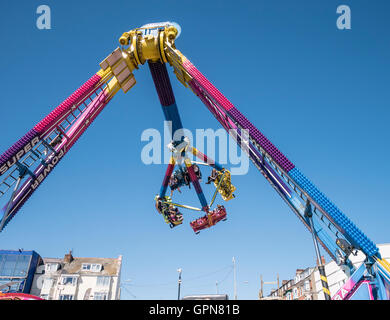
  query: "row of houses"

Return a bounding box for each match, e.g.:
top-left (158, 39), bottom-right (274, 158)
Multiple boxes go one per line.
top-left (0, 249), bottom-right (122, 300)
top-left (3, 244), bottom-right (390, 300)
top-left (264, 243), bottom-right (390, 300)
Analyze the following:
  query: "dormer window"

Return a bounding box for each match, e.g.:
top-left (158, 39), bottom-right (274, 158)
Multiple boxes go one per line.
top-left (45, 263), bottom-right (59, 273)
top-left (81, 263), bottom-right (102, 272)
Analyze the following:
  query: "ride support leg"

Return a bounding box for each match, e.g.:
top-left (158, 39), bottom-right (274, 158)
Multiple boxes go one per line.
top-left (305, 200), bottom-right (331, 300)
top-left (159, 156), bottom-right (176, 198)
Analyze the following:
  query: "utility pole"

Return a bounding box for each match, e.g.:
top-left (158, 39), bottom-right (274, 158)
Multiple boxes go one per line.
top-left (232, 257), bottom-right (237, 300)
top-left (216, 281), bottom-right (219, 294)
top-left (259, 275), bottom-right (263, 299)
top-left (259, 274), bottom-right (279, 299)
top-left (177, 268), bottom-right (182, 300)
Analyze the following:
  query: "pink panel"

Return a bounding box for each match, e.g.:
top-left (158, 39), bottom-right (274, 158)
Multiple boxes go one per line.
top-left (33, 74), bottom-right (102, 135)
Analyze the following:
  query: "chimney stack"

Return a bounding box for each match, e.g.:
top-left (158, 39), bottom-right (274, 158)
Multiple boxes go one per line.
top-left (64, 250), bottom-right (74, 263)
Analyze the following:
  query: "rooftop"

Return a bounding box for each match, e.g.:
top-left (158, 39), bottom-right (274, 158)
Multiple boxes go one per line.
top-left (42, 252), bottom-right (122, 276)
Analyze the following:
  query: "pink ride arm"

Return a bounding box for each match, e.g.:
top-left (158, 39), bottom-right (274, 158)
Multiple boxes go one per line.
top-left (0, 74), bottom-right (102, 178)
top-left (0, 88), bottom-right (110, 229)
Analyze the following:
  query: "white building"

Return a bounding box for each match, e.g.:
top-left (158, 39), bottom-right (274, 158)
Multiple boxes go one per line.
top-left (30, 251), bottom-right (122, 300)
top-left (313, 243), bottom-right (390, 299)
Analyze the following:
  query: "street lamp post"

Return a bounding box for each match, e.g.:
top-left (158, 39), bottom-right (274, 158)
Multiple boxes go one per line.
top-left (232, 257), bottom-right (237, 300)
top-left (177, 268), bottom-right (182, 300)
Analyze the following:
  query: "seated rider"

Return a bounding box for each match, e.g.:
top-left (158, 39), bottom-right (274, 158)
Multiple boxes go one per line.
top-left (183, 168), bottom-right (191, 187)
top-left (155, 197), bottom-right (163, 214)
top-left (169, 175), bottom-right (182, 196)
top-left (193, 164), bottom-right (202, 181)
top-left (168, 205), bottom-right (182, 223)
top-left (168, 205), bottom-right (177, 215)
top-left (206, 168), bottom-right (218, 184)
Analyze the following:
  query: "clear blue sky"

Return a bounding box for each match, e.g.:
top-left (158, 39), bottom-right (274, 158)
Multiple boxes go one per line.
top-left (0, 0), bottom-right (389, 299)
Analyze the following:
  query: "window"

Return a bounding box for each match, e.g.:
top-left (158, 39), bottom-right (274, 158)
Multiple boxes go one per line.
top-left (14, 255), bottom-right (30, 277)
top-left (45, 263), bottom-right (59, 273)
top-left (0, 278), bottom-right (23, 292)
top-left (82, 263), bottom-right (102, 272)
top-left (81, 263), bottom-right (91, 271)
top-left (94, 292), bottom-right (108, 300)
top-left (304, 280), bottom-right (310, 291)
top-left (1, 254), bottom-right (17, 277)
top-left (293, 288), bottom-right (298, 299)
top-left (96, 276), bottom-right (110, 287)
top-left (59, 276), bottom-right (77, 286)
top-left (59, 294), bottom-right (74, 300)
top-left (0, 254), bottom-right (30, 277)
top-left (92, 264), bottom-right (102, 272)
top-left (42, 278), bottom-right (53, 290)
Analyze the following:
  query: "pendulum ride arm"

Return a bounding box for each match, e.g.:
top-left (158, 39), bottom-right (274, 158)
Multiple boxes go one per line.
top-left (134, 24), bottom-right (209, 211)
top-left (148, 61), bottom-right (184, 140)
top-left (159, 156), bottom-right (176, 198)
top-left (183, 157), bottom-right (209, 212)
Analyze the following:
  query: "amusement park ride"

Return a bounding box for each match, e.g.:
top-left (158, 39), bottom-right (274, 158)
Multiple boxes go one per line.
top-left (0, 22), bottom-right (389, 300)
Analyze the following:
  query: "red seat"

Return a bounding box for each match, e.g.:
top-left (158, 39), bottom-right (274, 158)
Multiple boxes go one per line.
top-left (190, 206), bottom-right (227, 233)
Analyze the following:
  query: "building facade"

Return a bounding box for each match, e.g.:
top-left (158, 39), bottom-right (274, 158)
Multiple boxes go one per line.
top-left (0, 250), bottom-right (42, 294)
top-left (29, 251), bottom-right (122, 300)
top-left (267, 267), bottom-right (316, 300)
top-left (266, 243), bottom-right (390, 300)
top-left (312, 243), bottom-right (390, 299)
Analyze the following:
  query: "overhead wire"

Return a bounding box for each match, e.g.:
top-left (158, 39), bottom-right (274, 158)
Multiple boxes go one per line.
top-left (125, 264), bottom-right (233, 288)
